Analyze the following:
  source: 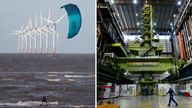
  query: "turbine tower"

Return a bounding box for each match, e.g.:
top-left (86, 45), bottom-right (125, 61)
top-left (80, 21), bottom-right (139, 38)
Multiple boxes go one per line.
top-left (29, 18), bottom-right (33, 53)
top-left (45, 8), bottom-right (51, 53)
top-left (34, 14), bottom-right (38, 53)
top-left (40, 12), bottom-right (43, 53)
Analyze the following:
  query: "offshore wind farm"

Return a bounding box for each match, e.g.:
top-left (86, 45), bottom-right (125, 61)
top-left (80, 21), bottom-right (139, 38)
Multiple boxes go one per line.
top-left (11, 4), bottom-right (81, 54)
top-left (11, 8), bottom-right (62, 54)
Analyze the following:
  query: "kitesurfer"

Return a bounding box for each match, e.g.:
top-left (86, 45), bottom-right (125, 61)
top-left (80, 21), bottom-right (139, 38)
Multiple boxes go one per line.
top-left (42, 96), bottom-right (48, 106)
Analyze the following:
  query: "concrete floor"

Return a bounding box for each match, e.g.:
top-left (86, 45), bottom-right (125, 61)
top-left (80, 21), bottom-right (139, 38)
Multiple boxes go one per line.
top-left (115, 96), bottom-right (192, 108)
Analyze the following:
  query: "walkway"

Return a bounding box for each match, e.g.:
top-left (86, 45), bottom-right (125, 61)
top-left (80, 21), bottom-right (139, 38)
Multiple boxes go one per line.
top-left (115, 95), bottom-right (192, 108)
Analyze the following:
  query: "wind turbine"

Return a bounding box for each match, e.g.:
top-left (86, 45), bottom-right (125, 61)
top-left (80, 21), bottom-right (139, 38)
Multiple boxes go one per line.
top-left (28, 16), bottom-right (40, 53)
top-left (37, 15), bottom-right (60, 53)
top-left (45, 8), bottom-right (51, 53)
top-left (22, 18), bottom-right (34, 53)
top-left (41, 12), bottom-right (65, 53)
top-left (10, 24), bottom-right (24, 53)
top-left (25, 17), bottom-right (45, 53)
top-left (32, 11), bottom-right (45, 53)
top-left (30, 11), bottom-right (60, 54)
top-left (29, 15), bottom-right (50, 54)
top-left (34, 15), bottom-right (38, 53)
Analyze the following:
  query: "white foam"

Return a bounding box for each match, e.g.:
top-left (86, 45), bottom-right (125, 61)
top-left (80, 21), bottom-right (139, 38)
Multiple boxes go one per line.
top-left (47, 71), bottom-right (74, 74)
top-left (67, 79), bottom-right (76, 82)
top-left (46, 78), bottom-right (61, 82)
top-left (63, 104), bottom-right (95, 107)
top-left (2, 78), bottom-right (12, 81)
top-left (0, 101), bottom-right (59, 107)
top-left (47, 71), bottom-right (58, 74)
top-left (0, 71), bottom-right (91, 74)
top-left (0, 101), bottom-right (94, 107)
top-left (48, 74), bottom-right (58, 77)
top-left (64, 75), bottom-right (94, 78)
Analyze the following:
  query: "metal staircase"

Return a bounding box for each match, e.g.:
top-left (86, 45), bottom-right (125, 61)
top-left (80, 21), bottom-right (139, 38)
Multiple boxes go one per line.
top-left (173, 0), bottom-right (192, 34)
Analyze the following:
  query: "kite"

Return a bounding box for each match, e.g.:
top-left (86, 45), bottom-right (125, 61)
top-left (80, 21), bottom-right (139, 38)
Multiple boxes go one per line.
top-left (61, 4), bottom-right (82, 39)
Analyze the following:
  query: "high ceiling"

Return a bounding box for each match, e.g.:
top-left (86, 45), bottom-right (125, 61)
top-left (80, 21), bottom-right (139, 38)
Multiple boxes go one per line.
top-left (111, 0), bottom-right (182, 35)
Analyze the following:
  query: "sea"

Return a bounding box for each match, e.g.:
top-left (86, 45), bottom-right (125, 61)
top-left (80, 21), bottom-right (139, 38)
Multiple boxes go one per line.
top-left (0, 53), bottom-right (95, 108)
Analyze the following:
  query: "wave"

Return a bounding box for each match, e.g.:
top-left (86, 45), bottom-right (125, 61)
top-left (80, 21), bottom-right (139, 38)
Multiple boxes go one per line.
top-left (64, 75), bottom-right (94, 78)
top-left (47, 74), bottom-right (58, 77)
top-left (45, 78), bottom-right (61, 82)
top-left (0, 101), bottom-right (94, 107)
top-left (0, 101), bottom-right (58, 107)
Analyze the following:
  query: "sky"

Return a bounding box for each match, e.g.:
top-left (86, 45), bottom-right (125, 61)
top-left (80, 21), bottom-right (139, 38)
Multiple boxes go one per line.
top-left (0, 0), bottom-right (95, 54)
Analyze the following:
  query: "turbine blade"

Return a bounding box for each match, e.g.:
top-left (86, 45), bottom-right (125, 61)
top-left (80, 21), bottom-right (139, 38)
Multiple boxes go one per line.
top-left (38, 25), bottom-right (47, 31)
top-left (20, 23), bottom-right (24, 31)
top-left (9, 33), bottom-right (19, 35)
top-left (26, 19), bottom-right (31, 29)
top-left (31, 36), bottom-right (35, 40)
top-left (29, 18), bottom-right (33, 28)
top-left (48, 8), bottom-right (51, 21)
top-left (37, 32), bottom-right (46, 36)
top-left (35, 14), bottom-right (38, 27)
top-left (49, 27), bottom-right (54, 32)
top-left (41, 17), bottom-right (54, 24)
top-left (56, 33), bottom-right (60, 41)
top-left (46, 29), bottom-right (54, 34)
top-left (42, 28), bottom-right (57, 35)
top-left (56, 13), bottom-right (66, 23)
top-left (12, 30), bottom-right (21, 33)
top-left (23, 26), bottom-right (28, 32)
top-left (37, 29), bottom-right (46, 36)
top-left (48, 27), bottom-right (59, 36)
top-left (40, 11), bottom-right (43, 26)
top-left (23, 22), bottom-right (28, 31)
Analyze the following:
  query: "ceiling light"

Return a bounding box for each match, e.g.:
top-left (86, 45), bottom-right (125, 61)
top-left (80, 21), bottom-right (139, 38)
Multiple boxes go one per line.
top-left (133, 0), bottom-right (137, 4)
top-left (124, 72), bottom-right (128, 76)
top-left (173, 14), bottom-right (176, 17)
top-left (110, 0), bottom-right (114, 4)
top-left (154, 22), bottom-right (157, 26)
top-left (136, 13), bottom-right (138, 16)
top-left (124, 70), bottom-right (130, 76)
top-left (170, 23), bottom-right (173, 26)
top-left (173, 31), bottom-right (176, 35)
top-left (177, 1), bottom-right (181, 5)
top-left (137, 22), bottom-right (140, 26)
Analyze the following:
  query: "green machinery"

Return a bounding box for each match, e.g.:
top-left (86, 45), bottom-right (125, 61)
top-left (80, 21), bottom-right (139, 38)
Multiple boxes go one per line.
top-left (110, 4), bottom-right (175, 95)
top-left (128, 4), bottom-right (163, 56)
